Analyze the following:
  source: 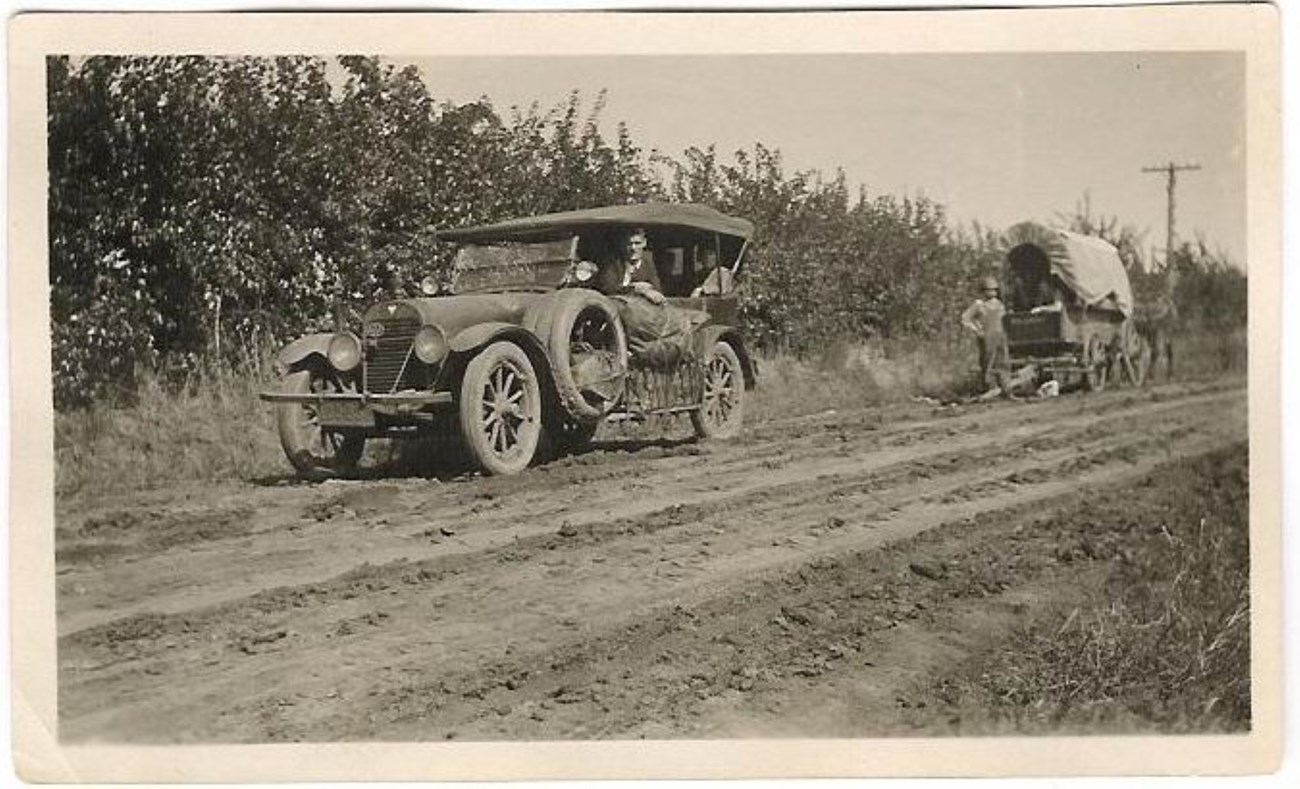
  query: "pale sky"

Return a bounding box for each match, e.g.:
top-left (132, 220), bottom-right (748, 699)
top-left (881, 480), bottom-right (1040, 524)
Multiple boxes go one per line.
top-left (410, 52), bottom-right (1245, 267)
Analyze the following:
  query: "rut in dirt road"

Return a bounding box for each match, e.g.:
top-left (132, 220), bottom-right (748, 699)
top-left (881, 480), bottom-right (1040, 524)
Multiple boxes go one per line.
top-left (57, 381), bottom-right (1246, 742)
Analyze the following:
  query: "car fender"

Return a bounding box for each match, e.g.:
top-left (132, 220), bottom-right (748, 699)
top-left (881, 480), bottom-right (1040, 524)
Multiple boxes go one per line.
top-left (449, 322), bottom-right (542, 355)
top-left (696, 325), bottom-right (757, 390)
top-left (273, 333), bottom-right (334, 375)
top-left (448, 322), bottom-right (556, 395)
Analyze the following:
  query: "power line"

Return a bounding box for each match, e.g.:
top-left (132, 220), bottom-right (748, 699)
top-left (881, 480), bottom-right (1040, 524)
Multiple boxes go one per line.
top-left (1141, 161), bottom-right (1201, 269)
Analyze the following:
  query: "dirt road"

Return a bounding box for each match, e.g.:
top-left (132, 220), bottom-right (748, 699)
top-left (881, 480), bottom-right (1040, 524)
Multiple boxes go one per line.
top-left (55, 379), bottom-right (1247, 742)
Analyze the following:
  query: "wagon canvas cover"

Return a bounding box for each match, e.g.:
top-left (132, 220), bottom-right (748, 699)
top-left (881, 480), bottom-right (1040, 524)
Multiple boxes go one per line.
top-left (1004, 222), bottom-right (1134, 316)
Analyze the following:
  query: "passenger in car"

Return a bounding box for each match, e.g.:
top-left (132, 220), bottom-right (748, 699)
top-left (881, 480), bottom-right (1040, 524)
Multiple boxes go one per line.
top-left (595, 229), bottom-right (700, 367)
top-left (691, 255), bottom-right (734, 297)
top-left (622, 229), bottom-right (665, 300)
top-left (591, 229), bottom-right (659, 298)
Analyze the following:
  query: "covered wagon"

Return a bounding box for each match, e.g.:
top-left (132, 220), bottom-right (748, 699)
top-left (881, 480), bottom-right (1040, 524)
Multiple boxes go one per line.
top-left (1001, 222), bottom-right (1144, 391)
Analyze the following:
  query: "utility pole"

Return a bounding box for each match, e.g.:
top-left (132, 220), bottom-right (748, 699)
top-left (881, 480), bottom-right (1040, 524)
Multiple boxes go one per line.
top-left (1141, 161), bottom-right (1201, 269)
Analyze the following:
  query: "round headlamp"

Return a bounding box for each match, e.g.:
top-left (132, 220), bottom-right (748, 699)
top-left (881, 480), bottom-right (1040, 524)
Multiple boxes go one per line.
top-left (413, 325), bottom-right (449, 364)
top-left (574, 260), bottom-right (598, 283)
top-left (327, 331), bottom-right (362, 372)
top-left (419, 275), bottom-right (440, 296)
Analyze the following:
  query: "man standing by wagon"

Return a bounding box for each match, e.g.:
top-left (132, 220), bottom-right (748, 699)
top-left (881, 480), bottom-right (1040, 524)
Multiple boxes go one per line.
top-left (961, 275), bottom-right (1010, 397)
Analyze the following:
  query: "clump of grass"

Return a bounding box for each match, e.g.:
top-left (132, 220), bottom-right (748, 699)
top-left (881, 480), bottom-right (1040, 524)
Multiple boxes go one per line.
top-left (935, 446), bottom-right (1251, 732)
top-left (54, 368), bottom-right (285, 497)
top-left (749, 337), bottom-right (973, 422)
top-left (1172, 328), bottom-right (1248, 379)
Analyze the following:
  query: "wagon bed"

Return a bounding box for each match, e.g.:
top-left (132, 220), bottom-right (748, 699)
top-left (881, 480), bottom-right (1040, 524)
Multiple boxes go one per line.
top-left (1001, 222), bottom-right (1139, 390)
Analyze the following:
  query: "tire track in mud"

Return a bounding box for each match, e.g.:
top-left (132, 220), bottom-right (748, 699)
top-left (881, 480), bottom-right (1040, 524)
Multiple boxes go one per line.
top-left (61, 414), bottom-right (1188, 669)
top-left (56, 383), bottom-right (1235, 636)
top-left (57, 383), bottom-right (1245, 742)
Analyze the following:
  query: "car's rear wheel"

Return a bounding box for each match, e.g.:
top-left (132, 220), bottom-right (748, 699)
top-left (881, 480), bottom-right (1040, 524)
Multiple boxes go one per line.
top-left (459, 341), bottom-right (543, 475)
top-left (276, 368), bottom-right (365, 479)
top-left (691, 341), bottom-right (745, 440)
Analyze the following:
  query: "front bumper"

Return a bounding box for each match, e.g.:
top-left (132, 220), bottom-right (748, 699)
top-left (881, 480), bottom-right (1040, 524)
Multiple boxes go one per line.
top-left (258, 390), bottom-right (453, 406)
top-left (260, 389), bottom-right (455, 430)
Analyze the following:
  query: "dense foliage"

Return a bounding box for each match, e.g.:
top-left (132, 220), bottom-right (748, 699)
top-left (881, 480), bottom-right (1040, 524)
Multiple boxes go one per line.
top-left (49, 56), bottom-right (657, 406)
top-left (48, 56), bottom-right (1244, 410)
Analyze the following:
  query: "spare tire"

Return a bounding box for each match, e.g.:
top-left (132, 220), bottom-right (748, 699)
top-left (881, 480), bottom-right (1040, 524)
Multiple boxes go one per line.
top-left (537, 289), bottom-right (629, 423)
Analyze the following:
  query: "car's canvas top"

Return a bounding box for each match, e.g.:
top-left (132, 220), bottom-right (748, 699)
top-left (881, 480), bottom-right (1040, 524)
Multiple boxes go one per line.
top-left (1005, 221), bottom-right (1134, 317)
top-left (438, 202), bottom-right (755, 243)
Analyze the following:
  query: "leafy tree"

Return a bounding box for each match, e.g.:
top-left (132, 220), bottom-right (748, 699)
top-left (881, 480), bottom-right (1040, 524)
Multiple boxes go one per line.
top-left (660, 144), bottom-right (990, 353)
top-left (48, 56), bottom-right (665, 408)
top-left (48, 57), bottom-right (1243, 409)
top-left (1168, 240), bottom-right (1247, 332)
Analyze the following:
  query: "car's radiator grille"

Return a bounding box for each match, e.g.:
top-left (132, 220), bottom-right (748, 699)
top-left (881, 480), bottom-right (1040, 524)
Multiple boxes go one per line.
top-left (364, 308), bottom-right (421, 394)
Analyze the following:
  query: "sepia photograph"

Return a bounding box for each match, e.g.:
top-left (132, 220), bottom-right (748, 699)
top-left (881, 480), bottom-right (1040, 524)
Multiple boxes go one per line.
top-left (7, 4), bottom-right (1283, 782)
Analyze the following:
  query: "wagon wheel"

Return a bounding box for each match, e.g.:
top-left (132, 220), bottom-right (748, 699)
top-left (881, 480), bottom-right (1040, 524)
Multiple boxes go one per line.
top-left (275, 369), bottom-right (366, 479)
top-left (690, 341), bottom-right (745, 440)
top-left (1123, 337), bottom-right (1150, 387)
top-left (1083, 335), bottom-right (1109, 393)
top-left (458, 341), bottom-right (543, 476)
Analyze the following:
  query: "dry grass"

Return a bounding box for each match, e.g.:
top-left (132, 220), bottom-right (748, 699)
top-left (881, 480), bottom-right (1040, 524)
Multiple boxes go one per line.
top-left (52, 330), bottom-right (1238, 498)
top-left (923, 445), bottom-right (1251, 732)
top-left (54, 370), bottom-right (285, 497)
top-left (1170, 327), bottom-right (1248, 379)
top-left (748, 338), bottom-right (973, 422)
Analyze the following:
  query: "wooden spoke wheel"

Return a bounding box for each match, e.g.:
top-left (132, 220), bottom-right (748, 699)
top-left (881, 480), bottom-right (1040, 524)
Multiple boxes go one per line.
top-left (459, 341), bottom-right (543, 475)
top-left (275, 369), bottom-right (365, 479)
top-left (691, 341), bottom-right (745, 440)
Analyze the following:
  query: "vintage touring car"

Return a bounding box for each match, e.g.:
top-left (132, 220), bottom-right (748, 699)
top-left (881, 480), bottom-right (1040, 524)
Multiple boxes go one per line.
top-left (260, 203), bottom-right (758, 477)
top-left (1001, 221), bottom-right (1146, 391)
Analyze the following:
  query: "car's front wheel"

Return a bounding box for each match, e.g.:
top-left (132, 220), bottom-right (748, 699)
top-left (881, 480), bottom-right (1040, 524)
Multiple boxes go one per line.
top-left (276, 368), bottom-right (366, 479)
top-left (691, 341), bottom-right (745, 440)
top-left (459, 341), bottom-right (543, 475)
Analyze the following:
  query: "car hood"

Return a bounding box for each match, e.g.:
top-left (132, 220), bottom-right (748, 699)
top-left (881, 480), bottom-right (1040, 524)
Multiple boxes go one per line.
top-left (363, 292), bottom-right (537, 336)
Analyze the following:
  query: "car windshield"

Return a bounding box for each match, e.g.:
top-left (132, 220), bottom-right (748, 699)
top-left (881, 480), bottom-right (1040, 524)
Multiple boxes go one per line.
top-left (451, 237), bottom-right (577, 293)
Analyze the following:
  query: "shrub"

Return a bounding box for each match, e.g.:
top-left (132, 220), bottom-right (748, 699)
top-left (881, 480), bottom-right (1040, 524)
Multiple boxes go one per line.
top-left (49, 57), bottom-right (1242, 412)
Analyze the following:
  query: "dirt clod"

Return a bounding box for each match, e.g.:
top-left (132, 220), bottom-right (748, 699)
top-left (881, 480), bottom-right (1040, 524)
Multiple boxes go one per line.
top-left (908, 561), bottom-right (947, 580)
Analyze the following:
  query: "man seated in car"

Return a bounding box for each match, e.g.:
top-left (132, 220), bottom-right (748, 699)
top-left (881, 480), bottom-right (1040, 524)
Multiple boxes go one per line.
top-left (594, 229), bottom-right (700, 366)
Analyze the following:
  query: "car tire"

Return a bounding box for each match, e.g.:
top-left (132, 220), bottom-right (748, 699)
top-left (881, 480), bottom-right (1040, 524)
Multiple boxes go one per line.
top-left (459, 341), bottom-right (544, 476)
top-left (543, 289), bottom-right (628, 423)
top-left (275, 369), bottom-right (365, 479)
top-left (691, 341), bottom-right (745, 440)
